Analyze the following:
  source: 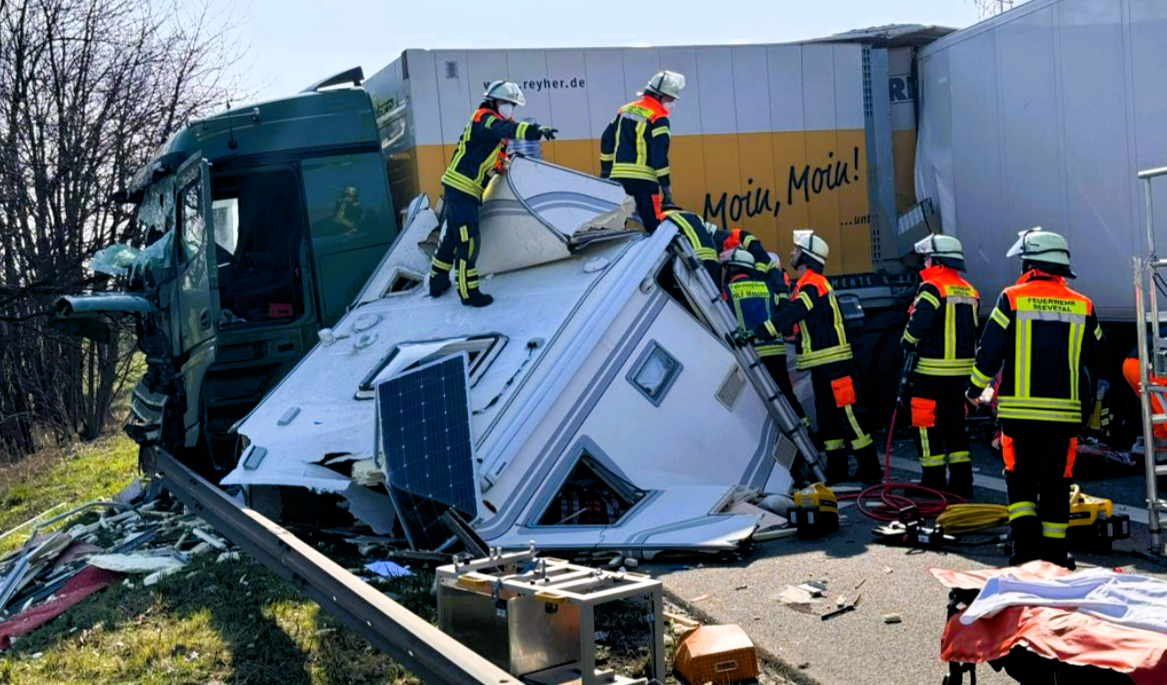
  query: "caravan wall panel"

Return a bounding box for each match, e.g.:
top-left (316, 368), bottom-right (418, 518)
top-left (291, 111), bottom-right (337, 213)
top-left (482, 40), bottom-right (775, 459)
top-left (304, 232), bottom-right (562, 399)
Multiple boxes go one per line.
top-left (368, 44), bottom-right (877, 275)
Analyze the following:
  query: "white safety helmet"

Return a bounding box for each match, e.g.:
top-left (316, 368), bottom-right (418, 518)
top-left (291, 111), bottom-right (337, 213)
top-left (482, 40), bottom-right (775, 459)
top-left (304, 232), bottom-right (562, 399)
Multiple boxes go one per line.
top-left (483, 80), bottom-right (526, 107)
top-left (642, 71), bottom-right (686, 100)
top-left (914, 234), bottom-right (964, 261)
top-left (792, 230), bottom-right (829, 266)
top-left (767, 251), bottom-right (782, 270)
top-left (1006, 226), bottom-right (1074, 277)
top-left (723, 247), bottom-right (755, 271)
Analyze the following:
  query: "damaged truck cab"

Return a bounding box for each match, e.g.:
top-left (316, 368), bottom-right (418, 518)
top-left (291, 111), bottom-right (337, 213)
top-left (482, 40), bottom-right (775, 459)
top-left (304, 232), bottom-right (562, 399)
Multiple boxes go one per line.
top-left (51, 68), bottom-right (398, 476)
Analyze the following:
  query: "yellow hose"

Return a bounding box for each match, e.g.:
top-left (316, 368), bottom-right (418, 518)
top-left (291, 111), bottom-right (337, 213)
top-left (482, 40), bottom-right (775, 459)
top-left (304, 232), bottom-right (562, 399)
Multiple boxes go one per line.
top-left (936, 504), bottom-right (1009, 535)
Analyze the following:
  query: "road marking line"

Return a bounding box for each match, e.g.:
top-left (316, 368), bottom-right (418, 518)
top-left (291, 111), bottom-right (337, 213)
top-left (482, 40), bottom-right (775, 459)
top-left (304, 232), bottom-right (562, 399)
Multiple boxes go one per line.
top-left (888, 456), bottom-right (1151, 526)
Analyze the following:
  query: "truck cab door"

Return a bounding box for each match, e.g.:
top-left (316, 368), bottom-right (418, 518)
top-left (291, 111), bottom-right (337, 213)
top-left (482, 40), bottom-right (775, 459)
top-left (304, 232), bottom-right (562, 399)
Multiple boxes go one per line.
top-left (171, 154), bottom-right (220, 447)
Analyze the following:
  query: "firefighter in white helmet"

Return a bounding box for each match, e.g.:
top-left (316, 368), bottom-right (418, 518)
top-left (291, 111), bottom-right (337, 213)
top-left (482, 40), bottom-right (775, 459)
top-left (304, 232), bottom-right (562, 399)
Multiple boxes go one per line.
top-left (600, 71), bottom-right (685, 233)
top-left (429, 80), bottom-right (558, 307)
top-left (967, 227), bottom-right (1104, 568)
top-left (734, 230), bottom-right (881, 484)
top-left (901, 234), bottom-right (979, 498)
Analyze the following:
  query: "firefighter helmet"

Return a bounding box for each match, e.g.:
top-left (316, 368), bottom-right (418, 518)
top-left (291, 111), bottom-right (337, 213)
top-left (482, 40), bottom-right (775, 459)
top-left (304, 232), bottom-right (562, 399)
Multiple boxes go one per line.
top-left (483, 80), bottom-right (526, 107)
top-left (767, 251), bottom-right (782, 270)
top-left (642, 71), bottom-right (686, 100)
top-left (1006, 226), bottom-right (1074, 276)
top-left (914, 234), bottom-right (964, 260)
top-left (723, 248), bottom-right (755, 271)
top-left (793, 230), bottom-right (829, 266)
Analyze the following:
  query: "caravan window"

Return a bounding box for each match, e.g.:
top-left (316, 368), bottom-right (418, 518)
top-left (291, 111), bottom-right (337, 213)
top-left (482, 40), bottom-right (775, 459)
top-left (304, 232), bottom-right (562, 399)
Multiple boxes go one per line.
top-left (537, 455), bottom-right (645, 526)
top-left (626, 341), bottom-right (682, 406)
top-left (355, 334), bottom-right (507, 399)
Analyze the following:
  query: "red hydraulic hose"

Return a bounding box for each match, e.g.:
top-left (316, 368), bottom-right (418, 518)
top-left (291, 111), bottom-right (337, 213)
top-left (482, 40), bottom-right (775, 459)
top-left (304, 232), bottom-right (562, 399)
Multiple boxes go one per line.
top-left (838, 404), bottom-right (965, 521)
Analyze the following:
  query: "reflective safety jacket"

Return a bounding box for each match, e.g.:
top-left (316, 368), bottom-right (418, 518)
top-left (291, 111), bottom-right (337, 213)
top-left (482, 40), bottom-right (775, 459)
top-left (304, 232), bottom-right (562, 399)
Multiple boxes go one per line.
top-left (724, 274), bottom-right (784, 358)
top-left (599, 96), bottom-right (671, 187)
top-left (902, 265), bottom-right (980, 377)
top-left (756, 270), bottom-right (852, 370)
top-left (661, 209), bottom-right (719, 283)
top-left (970, 270), bottom-right (1104, 424)
top-left (441, 107), bottom-right (544, 201)
top-left (713, 228), bottom-right (774, 275)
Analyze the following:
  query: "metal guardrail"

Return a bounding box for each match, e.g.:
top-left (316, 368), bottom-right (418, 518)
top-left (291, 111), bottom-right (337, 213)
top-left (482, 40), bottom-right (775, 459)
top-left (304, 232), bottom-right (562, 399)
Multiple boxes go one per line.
top-left (155, 449), bottom-right (518, 685)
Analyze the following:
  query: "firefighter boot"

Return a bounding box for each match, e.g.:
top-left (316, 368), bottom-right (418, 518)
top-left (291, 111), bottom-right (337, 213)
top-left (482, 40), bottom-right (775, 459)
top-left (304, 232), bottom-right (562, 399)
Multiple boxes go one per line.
top-left (1008, 517), bottom-right (1042, 566)
top-left (947, 462), bottom-right (974, 500)
top-left (461, 290), bottom-right (494, 308)
top-left (919, 465), bottom-right (948, 491)
top-left (429, 270), bottom-right (451, 298)
top-left (1039, 536), bottom-right (1076, 570)
top-left (853, 444), bottom-right (884, 485)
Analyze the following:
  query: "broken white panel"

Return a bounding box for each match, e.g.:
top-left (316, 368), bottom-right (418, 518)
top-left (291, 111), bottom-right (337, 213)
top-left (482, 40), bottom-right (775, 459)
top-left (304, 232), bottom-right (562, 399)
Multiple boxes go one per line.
top-left (88, 554), bottom-right (186, 574)
top-left (340, 483), bottom-right (398, 536)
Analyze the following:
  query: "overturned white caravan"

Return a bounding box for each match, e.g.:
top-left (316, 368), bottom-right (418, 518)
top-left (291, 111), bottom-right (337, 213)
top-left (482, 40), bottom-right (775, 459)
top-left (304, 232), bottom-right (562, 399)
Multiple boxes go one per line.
top-left (222, 157), bottom-right (824, 554)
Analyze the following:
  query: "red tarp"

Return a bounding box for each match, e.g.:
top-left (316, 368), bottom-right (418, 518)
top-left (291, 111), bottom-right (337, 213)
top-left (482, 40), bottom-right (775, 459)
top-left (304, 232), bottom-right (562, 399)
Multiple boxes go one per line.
top-left (930, 561), bottom-right (1167, 685)
top-left (0, 566), bottom-right (123, 651)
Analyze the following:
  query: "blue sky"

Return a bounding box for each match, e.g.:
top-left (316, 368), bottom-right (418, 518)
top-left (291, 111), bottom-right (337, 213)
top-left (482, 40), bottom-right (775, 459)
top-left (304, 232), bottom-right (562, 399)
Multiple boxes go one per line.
top-left (236, 0), bottom-right (993, 97)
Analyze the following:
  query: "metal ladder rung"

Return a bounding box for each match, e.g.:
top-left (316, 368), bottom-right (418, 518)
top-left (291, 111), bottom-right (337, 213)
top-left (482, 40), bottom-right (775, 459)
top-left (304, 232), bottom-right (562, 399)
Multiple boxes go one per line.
top-left (1156, 464), bottom-right (1167, 477)
top-left (1148, 385), bottom-right (1167, 394)
top-left (1154, 414), bottom-right (1167, 425)
top-left (1154, 499), bottom-right (1167, 513)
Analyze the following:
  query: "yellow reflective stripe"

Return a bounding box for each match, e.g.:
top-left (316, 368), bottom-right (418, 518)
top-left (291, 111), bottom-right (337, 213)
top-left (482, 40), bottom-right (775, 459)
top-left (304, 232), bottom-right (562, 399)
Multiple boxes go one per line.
top-left (609, 163), bottom-right (658, 181)
top-left (797, 290), bottom-right (814, 311)
top-left (998, 396), bottom-right (1081, 411)
top-left (655, 166), bottom-right (670, 178)
top-left (652, 126), bottom-right (670, 137)
top-left (916, 358), bottom-right (975, 377)
top-left (916, 290), bottom-right (941, 310)
top-left (824, 439), bottom-right (847, 451)
top-left (795, 345), bottom-right (853, 369)
top-left (1009, 501), bottom-right (1037, 521)
top-left (1094, 324), bottom-right (1103, 341)
top-left (1015, 317), bottom-right (1032, 399)
top-left (755, 260), bottom-right (772, 273)
top-left (515, 122), bottom-right (529, 138)
top-left (1042, 521), bottom-right (1069, 539)
top-left (446, 120), bottom-right (472, 177)
top-left (944, 301), bottom-right (956, 360)
top-left (844, 405), bottom-right (871, 450)
top-left (599, 152), bottom-right (615, 161)
top-left (764, 321), bottom-right (779, 338)
top-left (483, 115), bottom-right (496, 129)
top-left (635, 120), bottom-right (648, 166)
top-left (1068, 320), bottom-right (1085, 402)
top-left (756, 345), bottom-right (785, 357)
top-left (990, 307), bottom-right (1009, 329)
top-left (918, 427), bottom-right (936, 464)
top-left (970, 367), bottom-right (994, 389)
top-left (902, 330), bottom-right (921, 345)
top-left (696, 248), bottom-right (717, 260)
top-left (741, 235), bottom-right (758, 248)
top-left (828, 292), bottom-right (848, 351)
top-left (430, 258), bottom-right (452, 271)
top-left (947, 451), bottom-right (971, 464)
top-left (441, 171), bottom-right (485, 199)
top-left (474, 142), bottom-right (504, 185)
top-left (996, 407), bottom-right (1081, 422)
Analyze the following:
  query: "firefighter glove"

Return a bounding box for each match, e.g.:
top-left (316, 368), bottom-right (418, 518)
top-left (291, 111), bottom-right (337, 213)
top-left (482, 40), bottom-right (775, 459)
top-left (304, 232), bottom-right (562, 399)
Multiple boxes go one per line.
top-left (964, 385), bottom-right (982, 407)
top-left (539, 127), bottom-right (559, 140)
top-left (730, 328), bottom-right (753, 348)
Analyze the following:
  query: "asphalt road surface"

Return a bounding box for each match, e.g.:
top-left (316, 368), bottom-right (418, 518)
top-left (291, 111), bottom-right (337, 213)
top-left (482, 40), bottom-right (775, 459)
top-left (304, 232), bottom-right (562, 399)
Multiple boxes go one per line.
top-left (645, 428), bottom-right (1167, 685)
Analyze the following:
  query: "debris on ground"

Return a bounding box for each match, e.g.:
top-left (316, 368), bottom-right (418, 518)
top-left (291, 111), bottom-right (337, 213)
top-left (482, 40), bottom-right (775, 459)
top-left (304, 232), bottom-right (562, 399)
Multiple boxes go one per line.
top-left (364, 560), bottom-right (413, 578)
top-left (0, 482), bottom-right (243, 652)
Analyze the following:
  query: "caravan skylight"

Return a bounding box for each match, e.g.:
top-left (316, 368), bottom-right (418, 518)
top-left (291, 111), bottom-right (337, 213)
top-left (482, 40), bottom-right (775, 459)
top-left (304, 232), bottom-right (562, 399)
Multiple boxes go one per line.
top-left (627, 341), bottom-right (682, 407)
top-left (355, 335), bottom-right (507, 400)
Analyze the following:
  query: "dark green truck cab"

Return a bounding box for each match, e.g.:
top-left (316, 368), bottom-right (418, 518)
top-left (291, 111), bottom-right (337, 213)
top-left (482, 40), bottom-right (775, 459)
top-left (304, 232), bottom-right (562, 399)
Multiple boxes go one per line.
top-left (51, 68), bottom-right (398, 477)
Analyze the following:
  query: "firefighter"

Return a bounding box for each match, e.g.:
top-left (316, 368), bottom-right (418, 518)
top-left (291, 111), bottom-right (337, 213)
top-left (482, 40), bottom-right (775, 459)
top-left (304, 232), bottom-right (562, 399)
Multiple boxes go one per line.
top-left (967, 227), bottom-right (1103, 569)
top-left (762, 250), bottom-right (808, 427)
top-left (901, 235), bottom-right (979, 498)
top-left (600, 71), bottom-right (684, 233)
top-left (713, 226), bottom-right (773, 274)
top-left (734, 231), bottom-right (882, 484)
top-left (660, 202), bottom-right (720, 283)
top-left (429, 81), bottom-right (558, 307)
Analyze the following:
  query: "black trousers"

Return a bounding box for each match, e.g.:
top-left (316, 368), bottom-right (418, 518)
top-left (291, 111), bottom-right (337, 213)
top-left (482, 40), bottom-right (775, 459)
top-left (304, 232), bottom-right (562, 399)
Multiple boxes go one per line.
top-left (761, 355), bottom-right (807, 424)
top-left (809, 361), bottom-right (879, 480)
top-left (1000, 419), bottom-right (1077, 558)
top-left (910, 374), bottom-right (970, 473)
top-left (616, 178), bottom-right (661, 233)
top-left (431, 189), bottom-right (483, 300)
